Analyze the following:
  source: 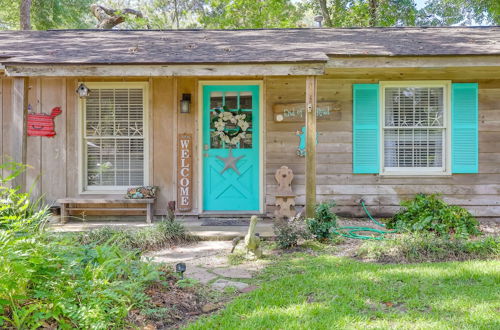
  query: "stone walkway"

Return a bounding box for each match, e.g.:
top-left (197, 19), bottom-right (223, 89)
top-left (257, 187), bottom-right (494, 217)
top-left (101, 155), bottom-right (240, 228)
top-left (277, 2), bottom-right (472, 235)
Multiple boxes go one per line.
top-left (145, 241), bottom-right (269, 292)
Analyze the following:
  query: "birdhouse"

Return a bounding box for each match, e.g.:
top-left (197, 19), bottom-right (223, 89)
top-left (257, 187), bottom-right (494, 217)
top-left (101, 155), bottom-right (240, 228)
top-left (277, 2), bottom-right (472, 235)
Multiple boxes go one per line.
top-left (76, 83), bottom-right (91, 98)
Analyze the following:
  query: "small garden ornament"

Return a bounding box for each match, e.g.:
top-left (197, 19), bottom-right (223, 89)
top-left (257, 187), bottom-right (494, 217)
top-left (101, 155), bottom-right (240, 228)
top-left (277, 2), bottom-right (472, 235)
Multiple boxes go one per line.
top-left (274, 166), bottom-right (296, 219)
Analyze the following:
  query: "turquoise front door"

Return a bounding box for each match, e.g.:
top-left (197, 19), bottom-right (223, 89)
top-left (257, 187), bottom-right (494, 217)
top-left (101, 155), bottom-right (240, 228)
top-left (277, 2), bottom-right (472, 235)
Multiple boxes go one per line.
top-left (202, 85), bottom-right (260, 212)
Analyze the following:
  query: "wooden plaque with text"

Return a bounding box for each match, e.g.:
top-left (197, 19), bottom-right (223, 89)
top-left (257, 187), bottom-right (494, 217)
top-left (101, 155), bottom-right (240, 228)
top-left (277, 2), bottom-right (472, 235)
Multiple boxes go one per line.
top-left (177, 133), bottom-right (193, 212)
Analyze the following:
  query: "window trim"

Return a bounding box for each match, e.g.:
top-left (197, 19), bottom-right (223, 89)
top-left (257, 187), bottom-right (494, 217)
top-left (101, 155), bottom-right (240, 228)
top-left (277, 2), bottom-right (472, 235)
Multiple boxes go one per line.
top-left (78, 81), bottom-right (150, 194)
top-left (379, 81), bottom-right (452, 176)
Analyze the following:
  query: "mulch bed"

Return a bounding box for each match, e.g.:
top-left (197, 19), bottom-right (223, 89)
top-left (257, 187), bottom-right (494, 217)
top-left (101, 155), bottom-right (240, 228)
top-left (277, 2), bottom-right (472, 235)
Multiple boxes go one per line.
top-left (127, 274), bottom-right (209, 329)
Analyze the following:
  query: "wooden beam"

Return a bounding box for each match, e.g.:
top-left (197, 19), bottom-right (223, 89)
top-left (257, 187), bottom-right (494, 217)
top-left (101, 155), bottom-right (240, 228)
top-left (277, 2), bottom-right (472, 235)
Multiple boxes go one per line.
top-left (305, 76), bottom-right (317, 218)
top-left (4, 63), bottom-right (326, 77)
top-left (326, 55), bottom-right (500, 69)
top-left (11, 77), bottom-right (28, 189)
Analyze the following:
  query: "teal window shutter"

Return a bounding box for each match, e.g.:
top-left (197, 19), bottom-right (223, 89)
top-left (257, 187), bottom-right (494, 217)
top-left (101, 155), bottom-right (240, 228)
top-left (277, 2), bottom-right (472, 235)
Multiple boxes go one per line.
top-left (353, 84), bottom-right (379, 174)
top-left (452, 83), bottom-right (478, 173)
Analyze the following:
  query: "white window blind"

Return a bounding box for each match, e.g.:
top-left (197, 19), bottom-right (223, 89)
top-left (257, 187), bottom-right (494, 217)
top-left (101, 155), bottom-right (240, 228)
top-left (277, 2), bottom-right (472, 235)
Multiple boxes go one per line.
top-left (84, 86), bottom-right (146, 189)
top-left (383, 86), bottom-right (446, 171)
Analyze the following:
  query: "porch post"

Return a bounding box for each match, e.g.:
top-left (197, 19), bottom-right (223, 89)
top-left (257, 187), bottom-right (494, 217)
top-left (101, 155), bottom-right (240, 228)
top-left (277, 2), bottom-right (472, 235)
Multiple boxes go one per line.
top-left (11, 77), bottom-right (29, 190)
top-left (305, 76), bottom-right (317, 218)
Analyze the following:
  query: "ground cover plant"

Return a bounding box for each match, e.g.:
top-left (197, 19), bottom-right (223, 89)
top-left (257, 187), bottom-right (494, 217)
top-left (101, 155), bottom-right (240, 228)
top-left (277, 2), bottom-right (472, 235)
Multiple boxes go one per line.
top-left (187, 251), bottom-right (500, 329)
top-left (0, 162), bottom-right (203, 329)
top-left (387, 194), bottom-right (481, 238)
top-left (356, 233), bottom-right (500, 263)
top-left (77, 219), bottom-right (197, 251)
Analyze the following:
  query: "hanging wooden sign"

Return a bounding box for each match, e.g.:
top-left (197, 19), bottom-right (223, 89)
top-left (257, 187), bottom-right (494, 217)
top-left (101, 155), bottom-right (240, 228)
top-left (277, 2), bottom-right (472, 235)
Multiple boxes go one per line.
top-left (273, 102), bottom-right (341, 122)
top-left (177, 133), bottom-right (193, 212)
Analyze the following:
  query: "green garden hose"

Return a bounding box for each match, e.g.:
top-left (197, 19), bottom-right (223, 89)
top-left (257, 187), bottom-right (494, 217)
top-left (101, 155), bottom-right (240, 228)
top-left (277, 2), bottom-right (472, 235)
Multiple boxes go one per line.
top-left (332, 200), bottom-right (397, 240)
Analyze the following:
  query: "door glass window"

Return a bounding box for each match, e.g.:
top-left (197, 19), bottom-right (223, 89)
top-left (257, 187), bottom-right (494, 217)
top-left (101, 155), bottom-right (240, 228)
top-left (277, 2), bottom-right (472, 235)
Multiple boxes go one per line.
top-left (209, 91), bottom-right (254, 149)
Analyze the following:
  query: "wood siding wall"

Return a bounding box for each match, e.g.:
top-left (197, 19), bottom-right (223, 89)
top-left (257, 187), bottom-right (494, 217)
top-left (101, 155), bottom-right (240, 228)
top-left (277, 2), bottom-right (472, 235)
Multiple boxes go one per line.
top-left (1, 74), bottom-right (499, 217)
top-left (265, 77), bottom-right (500, 217)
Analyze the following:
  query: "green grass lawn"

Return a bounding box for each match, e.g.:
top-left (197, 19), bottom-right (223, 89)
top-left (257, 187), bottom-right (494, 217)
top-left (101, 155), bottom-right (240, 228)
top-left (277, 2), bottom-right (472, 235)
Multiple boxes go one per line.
top-left (187, 253), bottom-right (500, 329)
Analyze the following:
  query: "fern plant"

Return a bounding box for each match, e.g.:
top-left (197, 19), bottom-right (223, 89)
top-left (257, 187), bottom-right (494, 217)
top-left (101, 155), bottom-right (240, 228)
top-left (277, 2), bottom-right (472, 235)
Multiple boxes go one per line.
top-left (386, 194), bottom-right (481, 238)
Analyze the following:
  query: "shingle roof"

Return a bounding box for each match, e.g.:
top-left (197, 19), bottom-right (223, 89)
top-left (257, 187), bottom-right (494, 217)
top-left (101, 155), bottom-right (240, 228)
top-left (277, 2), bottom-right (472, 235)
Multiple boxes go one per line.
top-left (1, 27), bottom-right (500, 65)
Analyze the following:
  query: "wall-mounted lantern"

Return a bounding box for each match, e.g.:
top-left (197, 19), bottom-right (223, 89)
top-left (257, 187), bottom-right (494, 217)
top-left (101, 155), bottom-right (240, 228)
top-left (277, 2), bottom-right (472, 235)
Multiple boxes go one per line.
top-left (180, 93), bottom-right (191, 113)
top-left (76, 83), bottom-right (91, 98)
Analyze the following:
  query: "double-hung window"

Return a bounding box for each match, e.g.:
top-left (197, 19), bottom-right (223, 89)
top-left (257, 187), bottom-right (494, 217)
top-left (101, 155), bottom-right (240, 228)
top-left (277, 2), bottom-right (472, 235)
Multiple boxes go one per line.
top-left (82, 82), bottom-right (148, 192)
top-left (381, 82), bottom-right (450, 175)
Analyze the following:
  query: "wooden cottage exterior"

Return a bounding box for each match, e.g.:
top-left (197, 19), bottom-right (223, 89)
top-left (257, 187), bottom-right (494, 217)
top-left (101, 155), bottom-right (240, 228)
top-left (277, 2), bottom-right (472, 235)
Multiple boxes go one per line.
top-left (1, 28), bottom-right (500, 219)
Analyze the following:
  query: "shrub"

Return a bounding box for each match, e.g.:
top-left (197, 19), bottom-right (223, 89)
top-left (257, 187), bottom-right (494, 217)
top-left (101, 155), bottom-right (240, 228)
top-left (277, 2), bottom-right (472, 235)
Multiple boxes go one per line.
top-left (306, 201), bottom-right (338, 241)
top-left (78, 220), bottom-right (197, 251)
top-left (386, 194), bottom-right (481, 238)
top-left (0, 162), bottom-right (50, 234)
top-left (273, 217), bottom-right (311, 249)
top-left (0, 231), bottom-right (162, 329)
top-left (356, 233), bottom-right (499, 263)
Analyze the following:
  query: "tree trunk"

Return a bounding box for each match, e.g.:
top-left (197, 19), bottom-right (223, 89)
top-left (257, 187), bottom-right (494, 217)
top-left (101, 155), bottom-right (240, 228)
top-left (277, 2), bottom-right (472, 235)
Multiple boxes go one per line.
top-left (368, 0), bottom-right (378, 27)
top-left (20, 0), bottom-right (32, 30)
top-left (318, 0), bottom-right (333, 27)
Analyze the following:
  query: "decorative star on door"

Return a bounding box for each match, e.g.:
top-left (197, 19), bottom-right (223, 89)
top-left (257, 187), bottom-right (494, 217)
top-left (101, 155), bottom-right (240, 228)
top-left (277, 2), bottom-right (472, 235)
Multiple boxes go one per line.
top-left (216, 148), bottom-right (245, 175)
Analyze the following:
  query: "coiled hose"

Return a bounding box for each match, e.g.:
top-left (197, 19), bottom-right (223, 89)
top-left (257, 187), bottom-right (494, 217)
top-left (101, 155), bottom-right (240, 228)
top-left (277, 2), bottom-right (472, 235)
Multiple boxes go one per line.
top-left (332, 200), bottom-right (397, 240)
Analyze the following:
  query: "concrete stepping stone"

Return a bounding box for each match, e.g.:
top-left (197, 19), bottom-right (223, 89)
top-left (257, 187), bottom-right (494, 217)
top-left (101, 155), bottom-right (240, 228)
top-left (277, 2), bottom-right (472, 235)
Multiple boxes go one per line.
top-left (212, 267), bottom-right (252, 279)
top-left (211, 279), bottom-right (249, 292)
top-left (185, 265), bottom-right (217, 284)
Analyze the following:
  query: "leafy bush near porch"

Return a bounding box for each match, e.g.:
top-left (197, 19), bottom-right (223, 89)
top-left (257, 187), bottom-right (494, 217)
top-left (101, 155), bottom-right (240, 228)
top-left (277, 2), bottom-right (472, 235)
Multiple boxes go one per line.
top-left (386, 194), bottom-right (481, 238)
top-left (356, 233), bottom-right (500, 263)
top-left (274, 217), bottom-right (311, 249)
top-left (0, 162), bottom-right (183, 329)
top-left (0, 231), bottom-right (162, 329)
top-left (77, 219), bottom-right (197, 251)
top-left (0, 161), bottom-right (50, 233)
top-left (306, 201), bottom-right (338, 241)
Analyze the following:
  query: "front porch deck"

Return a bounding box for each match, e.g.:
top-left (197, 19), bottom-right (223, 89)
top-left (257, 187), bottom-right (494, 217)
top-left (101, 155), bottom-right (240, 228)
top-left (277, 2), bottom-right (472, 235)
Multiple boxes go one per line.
top-left (48, 217), bottom-right (275, 240)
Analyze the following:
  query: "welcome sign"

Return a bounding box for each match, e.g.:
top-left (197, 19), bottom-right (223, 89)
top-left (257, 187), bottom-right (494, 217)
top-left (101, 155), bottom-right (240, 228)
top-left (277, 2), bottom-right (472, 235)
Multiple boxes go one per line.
top-left (273, 102), bottom-right (341, 122)
top-left (177, 133), bottom-right (193, 212)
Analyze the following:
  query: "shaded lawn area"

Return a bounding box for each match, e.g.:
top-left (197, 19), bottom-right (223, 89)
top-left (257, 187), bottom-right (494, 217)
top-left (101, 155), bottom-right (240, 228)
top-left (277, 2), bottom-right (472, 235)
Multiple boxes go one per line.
top-left (187, 253), bottom-right (500, 329)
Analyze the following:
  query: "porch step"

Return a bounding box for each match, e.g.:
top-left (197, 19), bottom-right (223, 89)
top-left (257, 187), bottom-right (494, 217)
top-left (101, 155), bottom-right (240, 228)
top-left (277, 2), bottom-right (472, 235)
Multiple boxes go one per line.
top-left (198, 213), bottom-right (268, 218)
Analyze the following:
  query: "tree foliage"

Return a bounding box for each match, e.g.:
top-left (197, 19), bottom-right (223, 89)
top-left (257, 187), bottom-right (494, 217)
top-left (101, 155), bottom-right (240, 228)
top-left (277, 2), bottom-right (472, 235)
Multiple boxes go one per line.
top-left (420, 0), bottom-right (500, 26)
top-left (0, 0), bottom-right (94, 30)
top-left (311, 0), bottom-right (419, 27)
top-left (199, 0), bottom-right (303, 29)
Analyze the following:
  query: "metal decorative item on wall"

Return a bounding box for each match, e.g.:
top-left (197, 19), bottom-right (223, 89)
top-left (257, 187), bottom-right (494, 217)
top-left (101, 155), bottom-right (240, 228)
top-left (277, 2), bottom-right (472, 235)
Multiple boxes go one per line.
top-left (296, 126), bottom-right (319, 157)
top-left (27, 106), bottom-right (62, 137)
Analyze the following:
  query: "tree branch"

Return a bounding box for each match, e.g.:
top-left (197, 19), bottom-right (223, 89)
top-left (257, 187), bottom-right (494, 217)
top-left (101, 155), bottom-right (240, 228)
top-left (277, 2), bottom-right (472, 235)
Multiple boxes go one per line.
top-left (91, 3), bottom-right (150, 29)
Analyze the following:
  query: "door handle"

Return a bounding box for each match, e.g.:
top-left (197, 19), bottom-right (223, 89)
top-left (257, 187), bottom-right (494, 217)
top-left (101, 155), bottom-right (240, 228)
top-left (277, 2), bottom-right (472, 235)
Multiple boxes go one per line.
top-left (204, 144), bottom-right (209, 150)
top-left (203, 153), bottom-right (209, 158)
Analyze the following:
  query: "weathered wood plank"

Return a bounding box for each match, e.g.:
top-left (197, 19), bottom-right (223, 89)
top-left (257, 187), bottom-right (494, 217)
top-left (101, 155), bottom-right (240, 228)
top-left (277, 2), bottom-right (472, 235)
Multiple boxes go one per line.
top-left (305, 76), bottom-right (317, 217)
top-left (11, 77), bottom-right (28, 189)
top-left (327, 56), bottom-right (500, 69)
top-left (26, 78), bottom-right (41, 197)
top-left (152, 77), bottom-right (175, 214)
top-left (40, 78), bottom-right (66, 202)
top-left (65, 78), bottom-right (79, 197)
top-left (6, 63), bottom-right (325, 77)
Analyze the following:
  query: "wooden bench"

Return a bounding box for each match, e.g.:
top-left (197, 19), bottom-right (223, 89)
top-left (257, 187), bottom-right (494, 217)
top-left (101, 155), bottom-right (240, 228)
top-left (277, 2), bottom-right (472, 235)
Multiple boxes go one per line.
top-left (57, 198), bottom-right (155, 224)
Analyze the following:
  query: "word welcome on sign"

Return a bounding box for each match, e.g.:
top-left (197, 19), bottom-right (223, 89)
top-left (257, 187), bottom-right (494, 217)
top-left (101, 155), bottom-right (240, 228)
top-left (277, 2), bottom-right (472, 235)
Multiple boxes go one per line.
top-left (273, 102), bottom-right (341, 122)
top-left (177, 133), bottom-right (193, 212)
